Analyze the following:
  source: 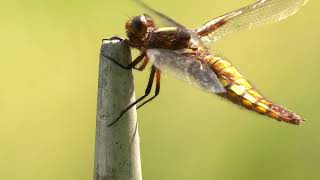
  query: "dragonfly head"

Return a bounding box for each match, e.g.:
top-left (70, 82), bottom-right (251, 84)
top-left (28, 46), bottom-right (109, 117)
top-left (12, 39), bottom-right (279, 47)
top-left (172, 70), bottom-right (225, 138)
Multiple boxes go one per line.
top-left (126, 14), bottom-right (155, 45)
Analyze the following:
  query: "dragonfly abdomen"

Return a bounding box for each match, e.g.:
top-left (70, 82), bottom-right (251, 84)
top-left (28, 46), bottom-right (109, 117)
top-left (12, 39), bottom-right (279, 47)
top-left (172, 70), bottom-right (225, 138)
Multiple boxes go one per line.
top-left (204, 55), bottom-right (304, 125)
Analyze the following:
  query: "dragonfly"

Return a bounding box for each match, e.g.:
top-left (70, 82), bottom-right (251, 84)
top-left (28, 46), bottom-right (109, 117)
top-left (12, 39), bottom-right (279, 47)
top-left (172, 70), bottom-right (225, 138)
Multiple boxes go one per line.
top-left (103, 0), bottom-right (309, 127)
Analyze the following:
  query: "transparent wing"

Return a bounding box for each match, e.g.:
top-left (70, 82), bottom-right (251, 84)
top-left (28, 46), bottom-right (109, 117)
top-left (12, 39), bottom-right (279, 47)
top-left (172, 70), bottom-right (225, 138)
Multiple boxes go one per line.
top-left (146, 48), bottom-right (226, 93)
top-left (132, 0), bottom-right (187, 29)
top-left (196, 0), bottom-right (309, 43)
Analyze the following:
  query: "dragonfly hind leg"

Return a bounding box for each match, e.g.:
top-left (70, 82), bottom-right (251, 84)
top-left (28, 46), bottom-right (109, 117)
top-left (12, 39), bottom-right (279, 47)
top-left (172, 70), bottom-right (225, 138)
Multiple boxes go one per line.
top-left (107, 66), bottom-right (159, 127)
top-left (137, 70), bottom-right (160, 109)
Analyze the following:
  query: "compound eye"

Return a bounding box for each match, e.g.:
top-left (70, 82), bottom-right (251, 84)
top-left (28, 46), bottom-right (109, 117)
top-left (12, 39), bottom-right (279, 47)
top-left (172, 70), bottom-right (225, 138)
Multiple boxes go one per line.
top-left (132, 17), bottom-right (147, 35)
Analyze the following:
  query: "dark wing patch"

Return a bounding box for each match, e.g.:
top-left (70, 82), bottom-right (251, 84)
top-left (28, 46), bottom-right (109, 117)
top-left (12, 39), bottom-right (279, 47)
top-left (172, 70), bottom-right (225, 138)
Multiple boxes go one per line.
top-left (196, 0), bottom-right (309, 43)
top-left (146, 48), bottom-right (226, 93)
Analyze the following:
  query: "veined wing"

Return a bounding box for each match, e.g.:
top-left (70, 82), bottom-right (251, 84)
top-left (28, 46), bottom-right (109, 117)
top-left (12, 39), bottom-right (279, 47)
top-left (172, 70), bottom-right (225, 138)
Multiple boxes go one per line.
top-left (196, 0), bottom-right (309, 43)
top-left (146, 48), bottom-right (226, 93)
top-left (132, 0), bottom-right (187, 29)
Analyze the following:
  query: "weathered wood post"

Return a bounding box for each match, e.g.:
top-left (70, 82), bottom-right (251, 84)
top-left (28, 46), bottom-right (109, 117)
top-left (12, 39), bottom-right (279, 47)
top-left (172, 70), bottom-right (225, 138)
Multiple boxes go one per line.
top-left (94, 38), bottom-right (142, 180)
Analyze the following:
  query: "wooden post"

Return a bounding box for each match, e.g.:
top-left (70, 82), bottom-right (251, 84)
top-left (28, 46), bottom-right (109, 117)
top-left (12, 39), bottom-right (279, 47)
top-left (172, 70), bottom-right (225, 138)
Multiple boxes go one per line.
top-left (94, 38), bottom-right (142, 180)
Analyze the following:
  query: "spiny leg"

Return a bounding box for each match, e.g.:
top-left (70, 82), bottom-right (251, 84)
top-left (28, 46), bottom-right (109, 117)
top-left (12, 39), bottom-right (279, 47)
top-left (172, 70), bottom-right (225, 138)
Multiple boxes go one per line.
top-left (101, 51), bottom-right (146, 70)
top-left (101, 36), bottom-right (123, 43)
top-left (107, 66), bottom-right (157, 127)
top-left (137, 69), bottom-right (161, 110)
top-left (134, 58), bottom-right (149, 71)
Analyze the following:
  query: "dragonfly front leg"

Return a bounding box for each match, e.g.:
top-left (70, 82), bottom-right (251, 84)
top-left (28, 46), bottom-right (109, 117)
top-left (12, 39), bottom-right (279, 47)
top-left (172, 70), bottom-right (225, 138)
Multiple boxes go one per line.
top-left (134, 57), bottom-right (149, 71)
top-left (101, 37), bottom-right (147, 70)
top-left (107, 66), bottom-right (158, 127)
top-left (101, 51), bottom-right (146, 70)
top-left (101, 36), bottom-right (123, 43)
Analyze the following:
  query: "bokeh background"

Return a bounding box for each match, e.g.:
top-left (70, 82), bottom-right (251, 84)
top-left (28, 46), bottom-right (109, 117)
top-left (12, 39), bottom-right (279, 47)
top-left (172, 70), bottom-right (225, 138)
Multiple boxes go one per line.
top-left (1, 0), bottom-right (319, 179)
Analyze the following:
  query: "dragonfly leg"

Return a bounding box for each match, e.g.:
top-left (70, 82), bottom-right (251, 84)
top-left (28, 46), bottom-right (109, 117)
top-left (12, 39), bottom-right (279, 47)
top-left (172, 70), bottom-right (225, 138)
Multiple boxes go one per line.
top-left (101, 51), bottom-right (146, 70)
top-left (107, 66), bottom-right (157, 127)
top-left (134, 58), bottom-right (149, 71)
top-left (137, 69), bottom-right (160, 110)
top-left (101, 36), bottom-right (123, 43)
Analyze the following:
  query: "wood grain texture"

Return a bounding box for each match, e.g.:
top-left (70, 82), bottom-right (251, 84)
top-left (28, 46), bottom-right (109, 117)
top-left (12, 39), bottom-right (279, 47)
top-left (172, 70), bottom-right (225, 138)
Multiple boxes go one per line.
top-left (94, 38), bottom-right (142, 180)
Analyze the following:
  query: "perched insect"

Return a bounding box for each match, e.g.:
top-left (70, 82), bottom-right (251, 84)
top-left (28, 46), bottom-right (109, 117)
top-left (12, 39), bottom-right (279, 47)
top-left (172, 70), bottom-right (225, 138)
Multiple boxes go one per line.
top-left (104, 0), bottom-right (309, 126)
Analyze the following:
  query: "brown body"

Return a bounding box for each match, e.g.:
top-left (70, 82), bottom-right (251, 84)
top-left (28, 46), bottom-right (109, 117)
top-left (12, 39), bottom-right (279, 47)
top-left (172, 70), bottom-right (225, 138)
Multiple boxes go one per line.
top-left (123, 14), bottom-right (303, 126)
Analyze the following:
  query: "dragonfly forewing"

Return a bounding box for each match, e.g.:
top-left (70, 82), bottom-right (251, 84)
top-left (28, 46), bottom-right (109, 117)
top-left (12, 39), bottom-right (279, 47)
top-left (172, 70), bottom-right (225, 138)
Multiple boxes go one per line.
top-left (197, 0), bottom-right (309, 43)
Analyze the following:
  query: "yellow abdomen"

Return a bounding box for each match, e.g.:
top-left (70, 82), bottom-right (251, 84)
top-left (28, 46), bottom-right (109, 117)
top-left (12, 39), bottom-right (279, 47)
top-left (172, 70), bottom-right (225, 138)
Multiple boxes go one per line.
top-left (204, 55), bottom-right (303, 125)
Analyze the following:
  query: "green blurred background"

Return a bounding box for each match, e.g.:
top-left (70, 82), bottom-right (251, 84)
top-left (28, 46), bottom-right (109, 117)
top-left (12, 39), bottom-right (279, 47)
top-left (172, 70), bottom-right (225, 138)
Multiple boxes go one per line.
top-left (1, 0), bottom-right (319, 179)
